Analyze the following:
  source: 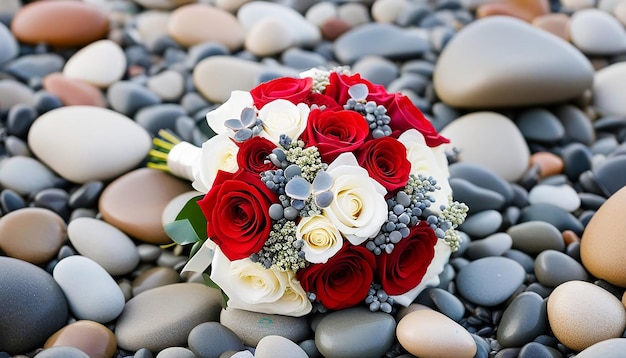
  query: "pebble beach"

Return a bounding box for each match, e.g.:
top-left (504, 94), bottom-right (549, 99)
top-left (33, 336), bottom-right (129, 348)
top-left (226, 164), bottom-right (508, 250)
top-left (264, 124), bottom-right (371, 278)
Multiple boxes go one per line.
top-left (1, 0), bottom-right (626, 357)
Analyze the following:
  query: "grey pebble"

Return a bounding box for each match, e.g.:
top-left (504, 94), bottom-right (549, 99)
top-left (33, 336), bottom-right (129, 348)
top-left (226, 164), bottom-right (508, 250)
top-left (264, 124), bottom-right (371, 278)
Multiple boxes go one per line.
top-left (0, 156), bottom-right (58, 195)
top-left (458, 209), bottom-right (502, 238)
top-left (33, 188), bottom-right (70, 221)
top-left (517, 342), bottom-right (562, 358)
top-left (497, 292), bottom-right (548, 348)
top-left (553, 104), bottom-right (595, 146)
top-left (456, 256), bottom-right (526, 306)
top-left (68, 181), bottom-right (104, 209)
top-left (181, 92), bottom-right (209, 115)
top-left (401, 59), bottom-right (435, 78)
top-left (352, 56), bottom-right (399, 87)
top-left (431, 101), bottom-right (460, 131)
top-left (107, 81), bottom-right (162, 117)
top-left (449, 163), bottom-right (514, 204)
top-left (32, 90), bottom-right (62, 114)
top-left (518, 203), bottom-right (584, 235)
top-left (591, 135), bottom-right (619, 156)
top-left (428, 287), bottom-right (465, 322)
top-left (220, 308), bottom-right (310, 347)
top-left (0, 21), bottom-right (17, 65)
top-left (561, 142), bottom-right (592, 181)
top-left (5, 136), bottom-right (31, 157)
top-left (502, 249), bottom-right (535, 273)
top-left (525, 283), bottom-right (553, 299)
top-left (515, 108), bottom-right (564, 143)
top-left (466, 232), bottom-right (513, 260)
top-left (449, 178), bottom-right (506, 214)
top-left (494, 347), bottom-right (522, 358)
top-left (386, 72), bottom-right (428, 95)
top-left (188, 322), bottom-right (244, 358)
top-left (281, 48), bottom-right (327, 71)
top-left (33, 347), bottom-right (89, 358)
top-left (298, 339), bottom-right (320, 358)
top-left (575, 338), bottom-right (626, 357)
top-left (534, 250), bottom-right (589, 287)
top-left (6, 103), bottom-right (37, 139)
top-left (186, 42), bottom-right (230, 68)
top-left (133, 348), bottom-right (154, 358)
top-left (592, 155), bottom-right (626, 196)
top-left (0, 188), bottom-right (25, 213)
top-left (134, 103), bottom-right (186, 137)
top-left (4, 54), bottom-right (64, 82)
top-left (507, 221), bottom-right (564, 256)
top-left (156, 347), bottom-right (195, 358)
top-left (472, 334), bottom-right (490, 358)
top-left (565, 240), bottom-right (581, 262)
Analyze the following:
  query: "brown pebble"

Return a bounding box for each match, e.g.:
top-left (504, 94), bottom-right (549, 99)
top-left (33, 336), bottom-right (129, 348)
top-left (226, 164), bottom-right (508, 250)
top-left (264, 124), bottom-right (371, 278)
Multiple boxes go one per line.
top-left (477, 0), bottom-right (550, 22)
top-left (320, 18), bottom-right (353, 41)
top-left (42, 73), bottom-right (106, 107)
top-left (168, 3), bottom-right (244, 50)
top-left (562, 230), bottom-right (580, 245)
top-left (44, 320), bottom-right (116, 358)
top-left (0, 208), bottom-right (66, 265)
top-left (529, 151), bottom-right (564, 178)
top-left (98, 168), bottom-right (192, 245)
top-left (132, 266), bottom-right (182, 296)
top-left (532, 13), bottom-right (571, 41)
top-left (11, 1), bottom-right (109, 48)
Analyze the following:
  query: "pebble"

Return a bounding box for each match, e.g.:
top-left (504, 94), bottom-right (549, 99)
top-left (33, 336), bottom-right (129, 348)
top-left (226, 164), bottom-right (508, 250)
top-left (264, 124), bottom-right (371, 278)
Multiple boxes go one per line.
top-left (245, 18), bottom-right (294, 57)
top-left (147, 70), bottom-right (185, 101)
top-left (456, 256), bottom-right (526, 306)
top-left (428, 288), bottom-right (466, 322)
top-left (63, 40), bottom-right (126, 88)
top-left (561, 142), bottom-right (593, 181)
top-left (529, 152), bottom-right (564, 178)
top-left (134, 103), bottom-right (186, 136)
top-left (42, 73), bottom-right (107, 107)
top-left (518, 203), bottom-right (584, 235)
top-left (547, 280), bottom-right (626, 351)
top-left (352, 56), bottom-right (400, 87)
top-left (0, 257), bottom-right (68, 355)
top-left (534, 250), bottom-right (590, 287)
top-left (10, 1), bottom-right (109, 47)
top-left (593, 155), bottom-right (626, 196)
top-left (466, 232), bottom-right (513, 260)
top-left (7, 103), bottom-right (37, 139)
top-left (43, 320), bottom-right (116, 358)
top-left (135, 10), bottom-right (171, 51)
top-left (531, 13), bottom-right (570, 41)
top-left (220, 308), bottom-right (310, 347)
top-left (449, 163), bottom-right (515, 203)
top-left (397, 309), bottom-right (476, 358)
top-left (107, 81), bottom-right (162, 116)
top-left (134, 0), bottom-right (196, 10)
top-left (570, 8), bottom-right (626, 55)
top-left (132, 266), bottom-right (181, 296)
top-left (576, 338), bottom-right (626, 357)
top-left (476, 0), bottom-right (550, 22)
top-left (315, 307), bottom-right (396, 358)
top-left (497, 292), bottom-right (548, 348)
top-left (155, 347), bottom-right (194, 358)
top-left (593, 61), bottom-right (626, 116)
top-left (193, 56), bottom-right (263, 103)
top-left (28, 106), bottom-right (152, 183)
top-left (517, 342), bottom-right (562, 358)
top-left (305, 2), bottom-right (337, 27)
top-left (0, 208), bottom-right (66, 265)
top-left (255, 335), bottom-right (308, 358)
top-left (581, 185), bottom-right (626, 287)
top-left (67, 217), bottom-right (140, 276)
top-left (528, 184), bottom-right (581, 212)
top-left (0, 79), bottom-right (34, 110)
top-left (441, 112), bottom-right (530, 182)
top-left (553, 104), bottom-right (595, 146)
top-left (434, 16), bottom-right (593, 108)
top-left (4, 53), bottom-right (65, 82)
top-left (68, 181), bottom-right (105, 209)
top-left (115, 283), bottom-right (223, 352)
top-left (53, 255), bottom-right (125, 323)
top-left (99, 168), bottom-right (190, 244)
top-left (515, 108), bottom-right (565, 143)
top-left (458, 209), bottom-right (503, 238)
top-left (0, 21), bottom-right (18, 65)
top-left (187, 322), bottom-right (244, 358)
top-left (34, 346), bottom-right (89, 358)
top-left (0, 156), bottom-right (58, 196)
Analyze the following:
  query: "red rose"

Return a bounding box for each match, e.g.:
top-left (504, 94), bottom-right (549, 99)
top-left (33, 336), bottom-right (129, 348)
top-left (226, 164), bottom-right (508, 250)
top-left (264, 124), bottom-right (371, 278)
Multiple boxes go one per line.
top-left (304, 92), bottom-right (342, 111)
top-left (250, 77), bottom-right (313, 109)
top-left (386, 94), bottom-right (449, 147)
top-left (301, 108), bottom-right (370, 163)
top-left (237, 137), bottom-right (277, 174)
top-left (377, 221), bottom-right (438, 295)
top-left (356, 136), bottom-right (411, 192)
top-left (198, 170), bottom-right (277, 261)
top-left (297, 243), bottom-right (376, 310)
top-left (323, 72), bottom-right (392, 106)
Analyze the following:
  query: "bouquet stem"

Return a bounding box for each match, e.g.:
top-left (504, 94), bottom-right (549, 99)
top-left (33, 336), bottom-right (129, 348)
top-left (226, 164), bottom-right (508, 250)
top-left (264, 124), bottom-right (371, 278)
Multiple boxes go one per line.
top-left (148, 129), bottom-right (202, 182)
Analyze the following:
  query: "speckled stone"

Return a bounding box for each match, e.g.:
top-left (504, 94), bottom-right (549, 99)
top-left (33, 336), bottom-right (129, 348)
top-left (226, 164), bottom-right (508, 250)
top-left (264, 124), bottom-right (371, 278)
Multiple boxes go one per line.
top-left (576, 338), bottom-right (626, 358)
top-left (220, 308), bottom-right (310, 347)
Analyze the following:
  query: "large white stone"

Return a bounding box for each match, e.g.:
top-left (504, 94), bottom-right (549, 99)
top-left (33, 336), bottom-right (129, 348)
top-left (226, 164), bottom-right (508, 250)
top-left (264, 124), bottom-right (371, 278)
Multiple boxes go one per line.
top-left (570, 8), bottom-right (626, 55)
top-left (193, 56), bottom-right (264, 103)
top-left (63, 40), bottom-right (126, 88)
top-left (593, 61), bottom-right (626, 116)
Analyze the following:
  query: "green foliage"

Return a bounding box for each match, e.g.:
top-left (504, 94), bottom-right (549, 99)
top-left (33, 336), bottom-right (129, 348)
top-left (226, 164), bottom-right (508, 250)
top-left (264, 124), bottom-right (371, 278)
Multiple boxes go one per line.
top-left (163, 195), bottom-right (207, 246)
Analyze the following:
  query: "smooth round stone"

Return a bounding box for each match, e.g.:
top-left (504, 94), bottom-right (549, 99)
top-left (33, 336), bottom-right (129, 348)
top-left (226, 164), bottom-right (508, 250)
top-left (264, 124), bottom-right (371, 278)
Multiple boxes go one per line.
top-left (371, 0), bottom-right (408, 23)
top-left (518, 203), bottom-right (584, 235)
top-left (593, 155), bottom-right (626, 196)
top-left (245, 18), bottom-right (294, 57)
top-left (28, 106), bottom-right (152, 184)
top-left (42, 73), bottom-right (106, 107)
top-left (397, 309), bottom-right (476, 358)
top-left (458, 209), bottom-right (502, 238)
top-left (561, 142), bottom-right (593, 181)
top-left (497, 292), bottom-right (548, 348)
top-left (593, 62), bottom-right (626, 116)
top-left (315, 307), bottom-right (395, 358)
top-left (466, 232), bottom-right (513, 260)
top-left (441, 112), bottom-right (530, 182)
top-left (67, 217), bottom-right (140, 276)
top-left (132, 267), bottom-right (181, 296)
top-left (570, 8), bottom-right (626, 55)
top-left (137, 244), bottom-right (163, 263)
top-left (147, 70), bottom-right (185, 101)
top-left (0, 208), bottom-right (65, 264)
top-left (529, 152), bottom-right (564, 178)
top-left (34, 347), bottom-right (89, 358)
top-left (532, 13), bottom-right (570, 41)
top-left (193, 56), bottom-right (263, 103)
top-left (515, 108), bottom-right (564, 143)
top-left (0, 79), bottom-right (34, 110)
top-left (0, 21), bottom-right (18, 65)
top-left (255, 335), bottom-right (308, 358)
top-left (517, 342), bottom-right (562, 358)
top-left (187, 322), bottom-right (244, 358)
top-left (168, 3), bottom-right (244, 50)
top-left (534, 250), bottom-right (590, 287)
top-left (616, 2), bottom-right (626, 25)
top-left (547, 280), bottom-right (626, 351)
top-left (99, 168), bottom-right (190, 244)
top-left (107, 81), bottom-right (162, 116)
top-left (0, 257), bottom-right (68, 355)
top-left (281, 47), bottom-right (327, 71)
top-left (352, 56), bottom-right (400, 87)
top-left (576, 338), bottom-right (626, 358)
top-left (135, 10), bottom-right (171, 51)
top-left (476, 0), bottom-right (550, 21)
top-left (456, 256), bottom-right (526, 306)
top-left (221, 308), bottom-right (310, 347)
top-left (553, 104), bottom-right (595, 146)
top-left (134, 103), bottom-right (186, 136)
top-left (33, 188), bottom-right (70, 220)
top-left (116, 283), bottom-right (223, 352)
top-left (0, 189), bottom-right (25, 213)
top-left (68, 181), bottom-right (104, 209)
top-left (238, 1), bottom-right (320, 47)
top-left (334, 23), bottom-right (430, 64)
top-left (156, 347), bottom-right (195, 358)
top-left (11, 1), bottom-right (109, 47)
top-left (53, 255), bottom-right (125, 323)
top-left (506, 221), bottom-right (565, 255)
top-left (528, 184), bottom-right (580, 212)
top-left (44, 320), bottom-right (116, 358)
top-left (0, 156), bottom-right (58, 196)
top-left (581, 186), bottom-right (626, 287)
top-left (434, 16), bottom-right (593, 108)
top-left (134, 0), bottom-right (196, 10)
top-left (305, 1), bottom-right (337, 26)
top-left (337, 2), bottom-right (371, 27)
top-left (7, 103), bottom-right (37, 139)
top-left (428, 288), bottom-right (465, 322)
top-left (502, 249), bottom-right (536, 273)
top-left (449, 163), bottom-right (514, 203)
top-left (33, 90), bottom-right (63, 114)
top-left (63, 40), bottom-right (125, 88)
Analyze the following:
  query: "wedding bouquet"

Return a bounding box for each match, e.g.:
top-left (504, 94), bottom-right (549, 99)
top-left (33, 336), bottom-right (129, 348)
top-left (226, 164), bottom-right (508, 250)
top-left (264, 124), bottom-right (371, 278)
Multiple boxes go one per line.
top-left (149, 67), bottom-right (467, 317)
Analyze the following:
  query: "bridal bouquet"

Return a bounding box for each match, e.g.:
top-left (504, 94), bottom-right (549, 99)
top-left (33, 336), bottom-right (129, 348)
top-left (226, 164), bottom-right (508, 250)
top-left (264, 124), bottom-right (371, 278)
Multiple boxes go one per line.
top-left (150, 67), bottom-right (467, 317)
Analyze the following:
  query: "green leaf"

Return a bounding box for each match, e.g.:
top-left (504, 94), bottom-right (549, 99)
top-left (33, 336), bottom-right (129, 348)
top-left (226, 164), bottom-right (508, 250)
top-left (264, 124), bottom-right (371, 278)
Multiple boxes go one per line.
top-left (189, 240), bottom-right (204, 257)
top-left (175, 195), bottom-right (207, 241)
top-left (203, 272), bottom-right (229, 308)
top-left (164, 219), bottom-right (200, 246)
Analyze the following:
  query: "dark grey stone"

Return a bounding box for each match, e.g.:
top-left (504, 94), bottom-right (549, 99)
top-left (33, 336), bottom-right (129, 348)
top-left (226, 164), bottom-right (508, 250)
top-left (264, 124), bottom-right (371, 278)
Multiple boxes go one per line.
top-left (449, 178), bottom-right (506, 214)
top-left (507, 221), bottom-right (565, 255)
top-left (68, 181), bottom-right (104, 209)
top-left (593, 155), bottom-right (626, 196)
top-left (187, 322), bottom-right (244, 358)
top-left (525, 282), bottom-right (553, 298)
top-left (515, 108), bottom-right (564, 143)
top-left (6, 103), bottom-right (37, 139)
top-left (518, 342), bottom-right (562, 358)
top-left (561, 142), bottom-right (592, 181)
top-left (449, 163), bottom-right (514, 204)
top-left (281, 48), bottom-right (327, 71)
top-left (458, 210), bottom-right (502, 238)
top-left (5, 53), bottom-right (64, 82)
top-left (428, 287), bottom-right (465, 322)
top-left (134, 103), bottom-right (186, 137)
top-left (0, 188), bottom-right (25, 213)
top-left (553, 104), bottom-right (595, 146)
top-left (33, 188), bottom-right (70, 221)
top-left (497, 292), bottom-right (548, 348)
top-left (534, 250), bottom-right (589, 287)
top-left (32, 90), bottom-right (62, 114)
top-left (466, 233), bottom-right (512, 260)
top-left (107, 81), bottom-right (162, 117)
top-left (386, 72), bottom-right (428, 95)
top-left (455, 256), bottom-right (525, 306)
top-left (578, 192), bottom-right (606, 210)
top-left (186, 42), bottom-right (230, 68)
top-left (518, 203), bottom-right (584, 235)
top-left (502, 249), bottom-right (535, 273)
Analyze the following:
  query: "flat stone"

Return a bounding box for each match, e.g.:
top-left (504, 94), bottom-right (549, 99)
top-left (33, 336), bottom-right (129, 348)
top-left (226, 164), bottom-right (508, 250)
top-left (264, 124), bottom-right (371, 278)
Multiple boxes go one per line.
top-left (449, 163), bottom-right (514, 203)
top-left (315, 307), bottom-right (396, 358)
top-left (459, 209), bottom-right (503, 238)
top-left (0, 79), bottom-right (34, 110)
top-left (0, 156), bottom-right (58, 196)
top-left (0, 208), bottom-right (65, 265)
top-left (63, 40), bottom-right (126, 88)
top-left (0, 257), bottom-right (68, 355)
top-left (518, 203), bottom-right (584, 236)
top-left (534, 250), bottom-right (590, 287)
top-left (528, 184), bottom-right (581, 212)
top-left (456, 256), bottom-right (525, 306)
top-left (352, 56), bottom-right (400, 87)
top-left (115, 283), bottom-right (223, 352)
top-left (132, 266), bottom-right (181, 296)
top-left (547, 280), bottom-right (626, 351)
top-left (187, 322), bottom-right (244, 358)
top-left (428, 288), bottom-right (466, 322)
top-left (34, 347), bottom-right (89, 358)
top-left (497, 292), bottom-right (548, 348)
top-left (220, 308), bottom-right (310, 347)
top-left (98, 168), bottom-right (191, 244)
top-left (593, 62), bottom-right (626, 116)
top-left (44, 320), bottom-right (116, 358)
top-left (553, 104), bottom-right (595, 146)
top-left (506, 221), bottom-right (565, 255)
top-left (193, 56), bottom-right (264, 103)
top-left (255, 335), bottom-right (308, 358)
top-left (0, 21), bottom-right (18, 65)
top-left (434, 16), bottom-right (593, 108)
top-left (4, 53), bottom-right (64, 82)
top-left (441, 112), bottom-right (530, 182)
top-left (147, 70), bottom-right (185, 101)
top-left (11, 1), bottom-right (109, 47)
top-left (245, 18), bottom-right (294, 57)
top-left (515, 108), bottom-right (564, 143)
top-left (466, 232), bottom-right (513, 260)
top-left (67, 217), bottom-right (140, 276)
top-left (42, 73), bottom-right (106, 107)
top-left (156, 347), bottom-right (195, 358)
top-left (570, 8), bottom-right (626, 55)
top-left (593, 155), bottom-right (626, 196)
top-left (107, 81), bottom-right (162, 117)
top-left (134, 103), bottom-right (186, 137)
top-left (28, 106), bottom-right (152, 183)
top-left (576, 338), bottom-right (626, 358)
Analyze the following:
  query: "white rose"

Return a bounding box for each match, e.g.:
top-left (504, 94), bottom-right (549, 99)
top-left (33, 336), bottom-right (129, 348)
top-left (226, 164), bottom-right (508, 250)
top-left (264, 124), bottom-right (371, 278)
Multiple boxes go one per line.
top-left (390, 239), bottom-right (452, 306)
top-left (258, 99), bottom-right (309, 144)
top-left (296, 215), bottom-right (343, 263)
top-left (398, 129), bottom-right (452, 211)
top-left (210, 247), bottom-right (312, 317)
top-left (299, 67), bottom-right (328, 79)
top-left (191, 133), bottom-right (239, 193)
top-left (323, 153), bottom-right (388, 245)
top-left (205, 90), bottom-right (254, 135)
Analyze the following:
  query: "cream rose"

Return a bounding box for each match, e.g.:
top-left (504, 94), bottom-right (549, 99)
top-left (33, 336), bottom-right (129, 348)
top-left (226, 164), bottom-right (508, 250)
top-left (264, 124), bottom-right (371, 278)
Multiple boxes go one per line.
top-left (191, 133), bottom-right (239, 193)
top-left (205, 90), bottom-right (254, 135)
top-left (296, 215), bottom-right (343, 263)
top-left (210, 247), bottom-right (312, 317)
top-left (323, 153), bottom-right (387, 245)
top-left (258, 99), bottom-right (309, 144)
top-left (398, 129), bottom-right (452, 212)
